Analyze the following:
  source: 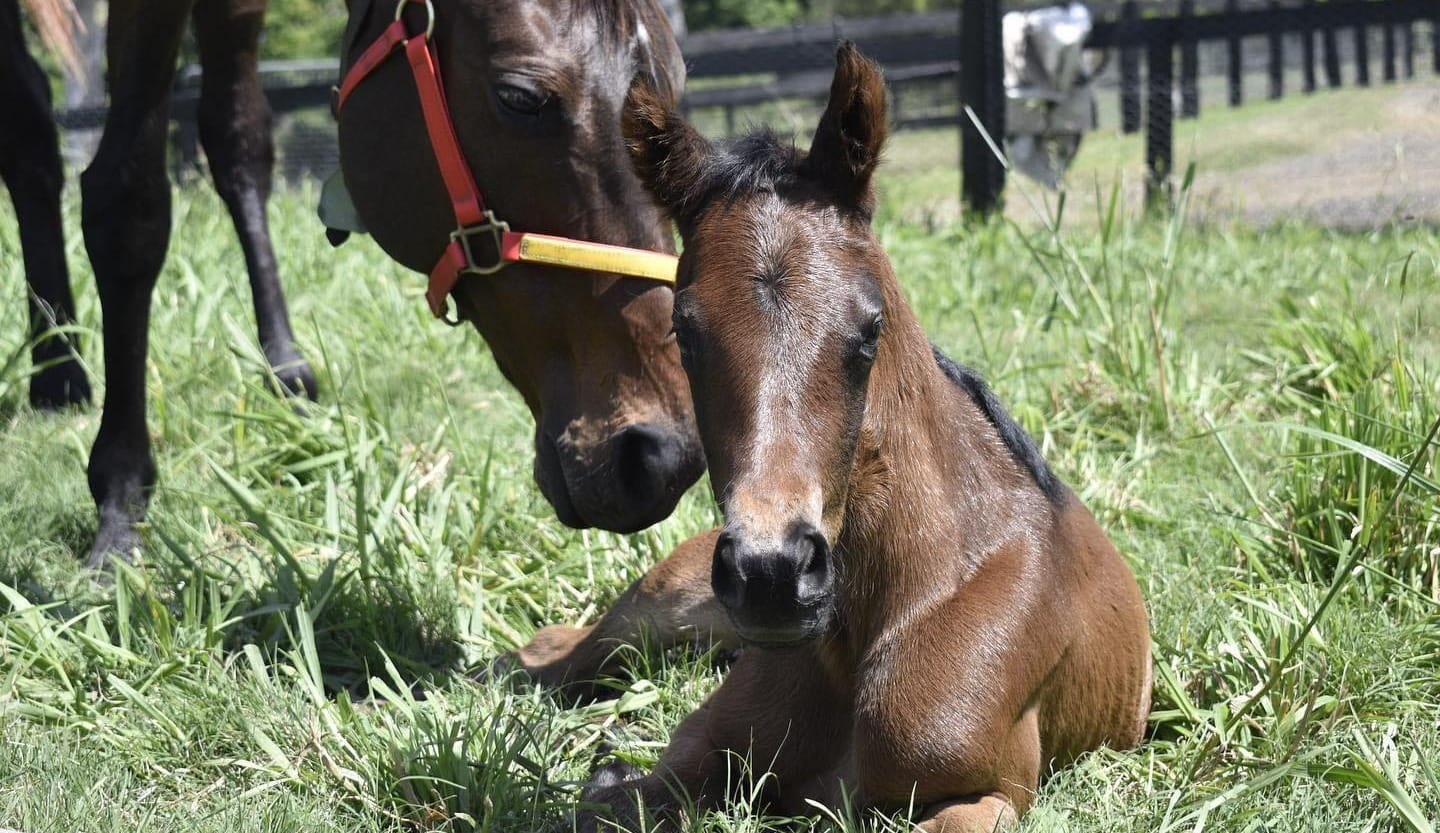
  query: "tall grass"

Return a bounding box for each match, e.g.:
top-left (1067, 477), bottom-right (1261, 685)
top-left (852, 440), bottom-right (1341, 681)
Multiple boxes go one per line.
top-left (1, 161), bottom-right (1437, 831)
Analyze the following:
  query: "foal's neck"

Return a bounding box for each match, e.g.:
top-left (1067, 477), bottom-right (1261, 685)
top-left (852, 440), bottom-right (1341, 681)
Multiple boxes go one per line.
top-left (836, 263), bottom-right (1052, 651)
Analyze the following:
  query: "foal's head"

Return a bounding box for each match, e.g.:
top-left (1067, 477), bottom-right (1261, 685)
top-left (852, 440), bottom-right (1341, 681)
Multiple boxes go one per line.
top-left (625, 44), bottom-right (893, 644)
top-left (339, 0), bottom-right (703, 533)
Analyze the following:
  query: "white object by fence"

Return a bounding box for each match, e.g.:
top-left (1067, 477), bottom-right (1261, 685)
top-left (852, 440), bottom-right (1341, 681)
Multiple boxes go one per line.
top-left (1003, 2), bottom-right (1098, 188)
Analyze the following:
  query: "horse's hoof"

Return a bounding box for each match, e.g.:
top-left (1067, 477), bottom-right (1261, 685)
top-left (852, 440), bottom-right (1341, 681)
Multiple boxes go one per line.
top-left (265, 348), bottom-right (319, 402)
top-left (29, 359), bottom-right (92, 410)
top-left (85, 521), bottom-right (142, 570)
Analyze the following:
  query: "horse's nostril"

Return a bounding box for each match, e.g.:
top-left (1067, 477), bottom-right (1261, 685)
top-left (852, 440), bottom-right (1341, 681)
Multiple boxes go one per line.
top-left (613, 422), bottom-right (683, 502)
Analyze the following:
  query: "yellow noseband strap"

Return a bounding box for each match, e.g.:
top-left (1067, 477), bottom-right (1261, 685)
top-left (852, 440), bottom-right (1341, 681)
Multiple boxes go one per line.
top-left (500, 231), bottom-right (678, 284)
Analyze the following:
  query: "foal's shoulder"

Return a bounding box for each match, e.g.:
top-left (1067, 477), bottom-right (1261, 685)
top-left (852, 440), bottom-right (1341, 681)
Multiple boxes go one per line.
top-left (930, 345), bottom-right (1066, 506)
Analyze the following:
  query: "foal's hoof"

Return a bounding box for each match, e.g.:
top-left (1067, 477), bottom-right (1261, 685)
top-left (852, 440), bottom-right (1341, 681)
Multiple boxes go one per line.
top-left (29, 359), bottom-right (92, 410)
top-left (480, 650), bottom-right (620, 705)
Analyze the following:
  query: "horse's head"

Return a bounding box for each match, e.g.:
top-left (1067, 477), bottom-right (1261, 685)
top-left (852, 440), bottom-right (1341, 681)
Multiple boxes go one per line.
top-left (338, 0), bottom-right (703, 533)
top-left (624, 44), bottom-right (892, 644)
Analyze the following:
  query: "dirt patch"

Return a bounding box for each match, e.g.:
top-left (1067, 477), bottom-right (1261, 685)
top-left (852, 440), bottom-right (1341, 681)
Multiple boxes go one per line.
top-left (1192, 84), bottom-right (1440, 229)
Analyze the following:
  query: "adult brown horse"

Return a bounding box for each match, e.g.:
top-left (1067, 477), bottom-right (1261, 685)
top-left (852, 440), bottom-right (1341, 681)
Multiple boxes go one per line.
top-left (1, 0), bottom-right (701, 564)
top-left (334, 0), bottom-right (701, 534)
top-left (517, 44), bottom-right (1152, 832)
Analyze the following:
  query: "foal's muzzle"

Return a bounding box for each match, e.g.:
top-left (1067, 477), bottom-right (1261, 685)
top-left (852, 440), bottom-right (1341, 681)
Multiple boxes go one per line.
top-left (711, 524), bottom-right (834, 644)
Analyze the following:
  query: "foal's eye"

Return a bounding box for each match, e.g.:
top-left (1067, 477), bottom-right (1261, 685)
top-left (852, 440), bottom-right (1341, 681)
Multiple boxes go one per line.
top-left (495, 82), bottom-right (549, 116)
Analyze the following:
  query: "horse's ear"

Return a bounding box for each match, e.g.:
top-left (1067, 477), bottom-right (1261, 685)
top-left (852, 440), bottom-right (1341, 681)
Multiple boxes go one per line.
top-left (624, 78), bottom-right (713, 226)
top-left (805, 42), bottom-right (888, 214)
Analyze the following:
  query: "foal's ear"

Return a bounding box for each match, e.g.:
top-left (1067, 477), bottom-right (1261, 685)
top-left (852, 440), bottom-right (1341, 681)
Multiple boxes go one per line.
top-left (624, 78), bottom-right (713, 226)
top-left (805, 42), bottom-right (889, 214)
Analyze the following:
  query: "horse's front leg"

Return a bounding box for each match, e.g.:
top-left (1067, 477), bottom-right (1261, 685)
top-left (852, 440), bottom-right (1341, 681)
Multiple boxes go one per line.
top-left (0, 0), bottom-right (90, 409)
top-left (512, 530), bottom-right (736, 691)
top-left (194, 0), bottom-right (316, 398)
top-left (579, 647), bottom-right (852, 832)
top-left (80, 0), bottom-right (194, 565)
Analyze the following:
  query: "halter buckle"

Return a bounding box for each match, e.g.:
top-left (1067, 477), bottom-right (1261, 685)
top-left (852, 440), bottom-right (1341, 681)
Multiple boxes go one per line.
top-left (451, 210), bottom-right (511, 276)
top-left (394, 0), bottom-right (435, 40)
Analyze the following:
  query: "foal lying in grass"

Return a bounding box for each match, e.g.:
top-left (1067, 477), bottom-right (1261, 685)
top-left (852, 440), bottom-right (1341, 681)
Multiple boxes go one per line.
top-left (519, 43), bottom-right (1152, 832)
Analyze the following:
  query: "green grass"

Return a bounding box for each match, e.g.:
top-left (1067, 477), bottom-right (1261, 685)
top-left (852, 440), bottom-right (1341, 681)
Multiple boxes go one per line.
top-left (2, 133), bottom-right (1438, 833)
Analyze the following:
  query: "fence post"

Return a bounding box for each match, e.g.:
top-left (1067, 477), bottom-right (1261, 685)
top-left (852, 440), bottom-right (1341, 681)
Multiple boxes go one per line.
top-left (1302, 0), bottom-right (1317, 93)
top-left (1401, 23), bottom-right (1414, 79)
top-left (1226, 0), bottom-right (1243, 106)
top-left (1383, 20), bottom-right (1397, 82)
top-left (1322, 14), bottom-right (1341, 88)
top-left (1180, 0), bottom-right (1199, 118)
top-left (1354, 21), bottom-right (1370, 85)
top-left (1120, 0), bottom-right (1142, 133)
top-left (1433, 14), bottom-right (1440, 75)
top-left (960, 0), bottom-right (1005, 216)
top-left (1146, 31), bottom-right (1175, 209)
top-left (1267, 0), bottom-right (1284, 99)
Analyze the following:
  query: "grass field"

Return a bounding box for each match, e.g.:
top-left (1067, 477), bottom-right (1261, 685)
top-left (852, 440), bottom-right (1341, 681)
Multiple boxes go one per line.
top-left (877, 79), bottom-right (1440, 231)
top-left (1, 117), bottom-right (1438, 832)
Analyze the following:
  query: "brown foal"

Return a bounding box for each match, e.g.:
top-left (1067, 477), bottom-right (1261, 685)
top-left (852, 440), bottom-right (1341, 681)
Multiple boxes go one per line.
top-left (517, 44), bottom-right (1151, 832)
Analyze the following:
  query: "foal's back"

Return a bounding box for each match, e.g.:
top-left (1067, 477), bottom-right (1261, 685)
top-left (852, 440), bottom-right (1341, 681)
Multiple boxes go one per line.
top-left (921, 353), bottom-right (1151, 768)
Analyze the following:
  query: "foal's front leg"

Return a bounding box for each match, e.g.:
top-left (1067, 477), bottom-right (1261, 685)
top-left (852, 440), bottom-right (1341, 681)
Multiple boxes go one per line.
top-left (579, 648), bottom-right (852, 832)
top-left (513, 530), bottom-right (736, 689)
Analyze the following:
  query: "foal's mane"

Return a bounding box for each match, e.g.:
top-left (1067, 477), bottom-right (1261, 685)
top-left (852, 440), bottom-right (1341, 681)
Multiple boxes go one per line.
top-left (931, 347), bottom-right (1066, 505)
top-left (659, 129), bottom-right (866, 224)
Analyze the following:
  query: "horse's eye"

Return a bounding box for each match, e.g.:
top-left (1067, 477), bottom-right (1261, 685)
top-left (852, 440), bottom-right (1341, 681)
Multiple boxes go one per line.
top-left (855, 313), bottom-right (883, 363)
top-left (495, 82), bottom-right (549, 116)
top-left (861, 313), bottom-right (884, 346)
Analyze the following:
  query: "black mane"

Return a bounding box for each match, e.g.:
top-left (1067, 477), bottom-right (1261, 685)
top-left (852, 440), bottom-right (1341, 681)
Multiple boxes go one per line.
top-left (931, 346), bottom-right (1066, 505)
top-left (702, 130), bottom-right (805, 196)
top-left (669, 129), bottom-right (834, 221)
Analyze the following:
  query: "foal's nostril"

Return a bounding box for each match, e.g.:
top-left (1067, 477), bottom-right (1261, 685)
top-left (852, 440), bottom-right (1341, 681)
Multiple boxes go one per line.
top-left (791, 527), bottom-right (832, 604)
top-left (711, 526), bottom-right (834, 617)
top-left (711, 533), bottom-right (743, 610)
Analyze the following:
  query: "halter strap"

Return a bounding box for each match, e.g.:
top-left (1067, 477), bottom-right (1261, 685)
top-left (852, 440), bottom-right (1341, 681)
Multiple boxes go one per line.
top-left (336, 0), bottom-right (678, 320)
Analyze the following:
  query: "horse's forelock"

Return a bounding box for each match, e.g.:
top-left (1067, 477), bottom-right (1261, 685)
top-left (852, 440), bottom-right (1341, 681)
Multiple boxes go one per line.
top-left (565, 0), bottom-right (683, 103)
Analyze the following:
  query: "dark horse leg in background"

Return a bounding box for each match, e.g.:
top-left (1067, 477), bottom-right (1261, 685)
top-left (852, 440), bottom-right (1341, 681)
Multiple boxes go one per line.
top-left (82, 0), bottom-right (314, 565)
top-left (0, 0), bottom-right (92, 409)
top-left (194, 0), bottom-right (315, 398)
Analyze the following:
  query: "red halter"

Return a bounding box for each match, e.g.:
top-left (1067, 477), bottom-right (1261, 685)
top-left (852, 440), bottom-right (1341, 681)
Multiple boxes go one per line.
top-left (335, 0), bottom-right (678, 320)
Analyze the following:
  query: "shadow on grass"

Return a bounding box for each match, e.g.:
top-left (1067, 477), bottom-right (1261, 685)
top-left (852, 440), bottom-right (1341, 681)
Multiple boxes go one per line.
top-left (196, 555), bottom-right (466, 693)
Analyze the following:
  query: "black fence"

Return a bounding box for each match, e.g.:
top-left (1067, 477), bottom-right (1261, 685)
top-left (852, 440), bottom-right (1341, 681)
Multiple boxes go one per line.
top-left (1087, 0), bottom-right (1440, 206)
top-left (54, 0), bottom-right (1440, 214)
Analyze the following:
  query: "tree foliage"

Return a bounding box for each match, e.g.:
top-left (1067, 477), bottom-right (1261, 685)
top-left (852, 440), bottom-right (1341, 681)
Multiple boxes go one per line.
top-left (259, 0), bottom-right (348, 61)
top-left (684, 0), bottom-right (961, 31)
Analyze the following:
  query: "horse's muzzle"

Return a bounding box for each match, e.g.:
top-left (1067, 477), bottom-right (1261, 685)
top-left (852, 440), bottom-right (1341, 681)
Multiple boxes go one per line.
top-left (710, 524), bottom-right (835, 643)
top-left (538, 421), bottom-right (704, 533)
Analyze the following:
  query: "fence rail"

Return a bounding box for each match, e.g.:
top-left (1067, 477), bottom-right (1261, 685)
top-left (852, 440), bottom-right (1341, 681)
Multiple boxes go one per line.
top-left (53, 0), bottom-right (1440, 213)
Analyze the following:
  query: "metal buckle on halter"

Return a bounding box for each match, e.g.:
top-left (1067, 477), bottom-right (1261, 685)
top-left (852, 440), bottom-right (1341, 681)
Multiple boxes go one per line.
top-left (395, 0), bottom-right (435, 40)
top-left (451, 210), bottom-right (511, 276)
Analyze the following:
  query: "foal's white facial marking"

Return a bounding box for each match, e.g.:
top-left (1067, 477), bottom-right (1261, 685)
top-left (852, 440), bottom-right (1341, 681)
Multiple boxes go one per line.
top-left (725, 195), bottom-right (849, 544)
